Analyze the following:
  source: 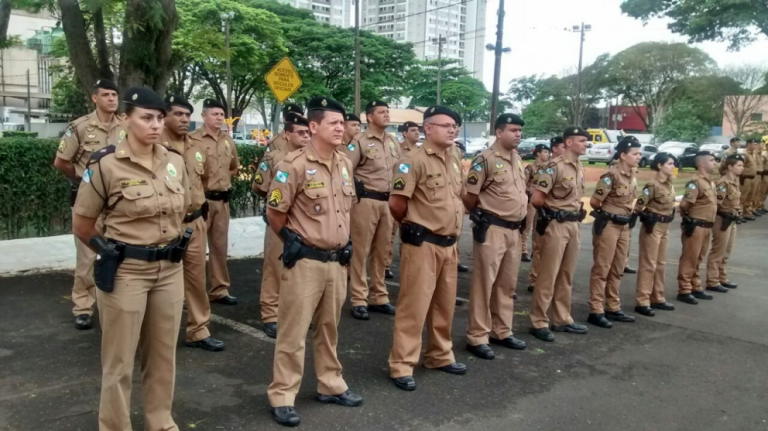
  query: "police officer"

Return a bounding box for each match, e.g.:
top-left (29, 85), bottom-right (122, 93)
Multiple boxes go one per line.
top-left (385, 121), bottom-right (422, 279)
top-left (750, 139), bottom-right (764, 216)
top-left (160, 95), bottom-right (225, 352)
top-left (189, 99), bottom-right (240, 305)
top-left (464, 113), bottom-right (528, 360)
top-left (705, 154), bottom-right (744, 292)
top-left (268, 103), bottom-right (304, 152)
top-left (54, 78), bottom-right (126, 330)
top-left (521, 143), bottom-right (551, 264)
top-left (72, 87), bottom-right (190, 430)
top-left (633, 152), bottom-right (677, 316)
top-left (527, 137), bottom-right (564, 292)
top-left (266, 97), bottom-right (360, 427)
top-left (252, 113), bottom-right (311, 339)
top-left (677, 150), bottom-right (719, 305)
top-left (740, 140), bottom-right (758, 221)
top-left (760, 143), bottom-right (768, 213)
top-left (722, 138), bottom-right (740, 167)
top-left (528, 127), bottom-right (590, 342)
top-left (343, 113), bottom-right (361, 144)
top-left (389, 105), bottom-right (466, 391)
top-left (344, 100), bottom-right (399, 320)
top-left (587, 137), bottom-right (641, 328)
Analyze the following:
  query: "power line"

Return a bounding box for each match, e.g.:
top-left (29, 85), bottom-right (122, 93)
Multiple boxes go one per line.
top-left (411, 27), bottom-right (486, 46)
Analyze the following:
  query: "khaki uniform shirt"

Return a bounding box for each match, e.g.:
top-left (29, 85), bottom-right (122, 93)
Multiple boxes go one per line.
top-left (465, 142), bottom-right (528, 222)
top-left (253, 140), bottom-right (301, 197)
top-left (634, 175), bottom-right (675, 216)
top-left (74, 140), bottom-right (190, 245)
top-left (160, 130), bottom-right (207, 213)
top-left (720, 148), bottom-right (739, 169)
top-left (592, 164), bottom-right (637, 216)
top-left (56, 110), bottom-right (127, 177)
top-left (742, 152), bottom-right (757, 177)
top-left (400, 140), bottom-right (421, 155)
top-left (754, 149), bottom-right (764, 174)
top-left (524, 159), bottom-right (546, 188)
top-left (268, 131), bottom-right (287, 153)
top-left (188, 128), bottom-right (238, 192)
top-left (682, 173), bottom-right (717, 222)
top-left (343, 131), bottom-right (399, 193)
top-left (531, 155), bottom-right (585, 212)
top-left (390, 140), bottom-right (465, 236)
top-left (267, 144), bottom-right (355, 250)
top-left (715, 176), bottom-right (741, 214)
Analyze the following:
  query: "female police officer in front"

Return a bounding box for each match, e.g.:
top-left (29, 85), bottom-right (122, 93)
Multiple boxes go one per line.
top-left (633, 152), bottom-right (677, 316)
top-left (73, 87), bottom-right (190, 431)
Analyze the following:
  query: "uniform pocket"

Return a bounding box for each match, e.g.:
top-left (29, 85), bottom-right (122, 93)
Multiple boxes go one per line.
top-left (366, 151), bottom-right (385, 169)
top-left (303, 186), bottom-right (330, 217)
top-left (553, 180), bottom-right (574, 199)
top-left (426, 176), bottom-right (446, 203)
top-left (120, 184), bottom-right (157, 217)
top-left (164, 178), bottom-right (186, 213)
top-left (342, 184), bottom-right (355, 212)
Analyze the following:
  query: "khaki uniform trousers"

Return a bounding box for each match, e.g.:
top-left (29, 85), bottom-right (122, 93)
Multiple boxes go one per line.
top-left (521, 202), bottom-right (536, 255)
top-left (529, 221), bottom-right (579, 329)
top-left (349, 198), bottom-right (393, 307)
top-left (760, 176), bottom-right (768, 209)
top-left (706, 217), bottom-right (737, 287)
top-left (389, 242), bottom-right (457, 378)
top-left (72, 209), bottom-right (104, 316)
top-left (267, 259), bottom-right (348, 407)
top-left (467, 225), bottom-right (521, 346)
top-left (96, 258), bottom-right (184, 431)
top-left (741, 178), bottom-right (755, 216)
top-left (260, 225), bottom-right (283, 324)
top-left (183, 216), bottom-right (211, 342)
top-left (206, 199), bottom-right (231, 299)
top-left (527, 227), bottom-right (540, 285)
top-left (589, 222), bottom-right (630, 314)
top-left (385, 219), bottom-right (399, 269)
top-left (677, 226), bottom-right (711, 294)
top-left (635, 222), bottom-right (670, 307)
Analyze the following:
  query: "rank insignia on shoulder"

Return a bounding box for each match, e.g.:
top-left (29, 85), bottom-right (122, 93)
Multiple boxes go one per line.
top-left (254, 173), bottom-right (263, 185)
top-left (596, 188), bottom-right (604, 196)
top-left (637, 197), bottom-right (644, 205)
top-left (538, 179), bottom-right (549, 188)
top-left (393, 177), bottom-right (406, 190)
top-left (684, 192), bottom-right (692, 199)
top-left (467, 173), bottom-right (479, 185)
top-left (269, 189), bottom-right (282, 207)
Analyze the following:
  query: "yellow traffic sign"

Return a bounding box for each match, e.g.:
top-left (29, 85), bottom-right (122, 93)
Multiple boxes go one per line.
top-left (265, 57), bottom-right (302, 103)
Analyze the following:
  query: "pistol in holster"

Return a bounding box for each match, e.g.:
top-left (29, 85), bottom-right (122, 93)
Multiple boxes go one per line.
top-left (90, 236), bottom-right (123, 293)
top-left (629, 213), bottom-right (639, 229)
top-left (201, 201), bottom-right (210, 221)
top-left (280, 227), bottom-right (304, 269)
top-left (470, 208), bottom-right (490, 244)
top-left (354, 177), bottom-right (364, 202)
top-left (519, 217), bottom-right (527, 234)
top-left (720, 213), bottom-right (736, 231)
top-left (69, 180), bottom-right (80, 207)
top-left (535, 208), bottom-right (552, 236)
top-left (578, 202), bottom-right (587, 222)
top-left (591, 209), bottom-right (609, 236)
top-left (640, 212), bottom-right (657, 234)
top-left (400, 223), bottom-right (427, 246)
top-left (339, 241), bottom-right (353, 266)
top-left (681, 216), bottom-right (696, 238)
top-left (169, 227), bottom-right (194, 263)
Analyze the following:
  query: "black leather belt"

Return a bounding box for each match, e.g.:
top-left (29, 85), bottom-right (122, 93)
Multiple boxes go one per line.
top-left (689, 218), bottom-right (715, 228)
top-left (484, 212), bottom-right (524, 230)
top-left (717, 210), bottom-right (739, 220)
top-left (642, 212), bottom-right (675, 223)
top-left (184, 208), bottom-right (204, 223)
top-left (117, 240), bottom-right (178, 262)
top-left (301, 245), bottom-right (344, 263)
top-left (360, 189), bottom-right (390, 201)
top-left (421, 231), bottom-right (457, 247)
top-left (545, 209), bottom-right (581, 222)
top-left (205, 190), bottom-right (230, 202)
top-left (741, 175), bottom-right (755, 180)
top-left (601, 210), bottom-right (632, 225)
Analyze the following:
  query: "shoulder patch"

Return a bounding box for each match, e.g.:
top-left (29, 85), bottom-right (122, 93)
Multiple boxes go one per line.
top-left (467, 172), bottom-right (479, 185)
top-left (686, 182), bottom-right (697, 190)
top-left (393, 177), bottom-right (406, 190)
top-left (601, 175), bottom-right (612, 185)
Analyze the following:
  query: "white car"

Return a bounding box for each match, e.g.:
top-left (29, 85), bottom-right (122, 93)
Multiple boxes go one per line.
top-left (465, 139), bottom-right (489, 157)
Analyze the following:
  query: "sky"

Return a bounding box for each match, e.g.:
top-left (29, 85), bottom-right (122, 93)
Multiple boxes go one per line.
top-left (480, 0), bottom-right (768, 91)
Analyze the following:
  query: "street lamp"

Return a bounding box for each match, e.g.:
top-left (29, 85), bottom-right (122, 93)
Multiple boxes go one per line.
top-left (221, 11), bottom-right (235, 120)
top-left (567, 23), bottom-right (591, 126)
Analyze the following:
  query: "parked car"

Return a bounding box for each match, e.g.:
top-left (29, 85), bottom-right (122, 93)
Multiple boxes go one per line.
top-left (587, 143), bottom-right (614, 164)
top-left (656, 141), bottom-right (699, 169)
top-left (517, 140), bottom-right (539, 160)
top-left (465, 138), bottom-right (489, 157)
top-left (638, 143), bottom-right (659, 168)
top-left (699, 143), bottom-right (728, 161)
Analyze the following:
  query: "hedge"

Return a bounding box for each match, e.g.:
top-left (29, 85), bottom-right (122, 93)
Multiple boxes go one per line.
top-left (1, 131), bottom-right (39, 138)
top-left (0, 137), bottom-right (266, 240)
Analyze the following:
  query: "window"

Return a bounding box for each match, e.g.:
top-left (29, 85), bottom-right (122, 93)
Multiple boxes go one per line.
top-left (750, 113), bottom-right (763, 122)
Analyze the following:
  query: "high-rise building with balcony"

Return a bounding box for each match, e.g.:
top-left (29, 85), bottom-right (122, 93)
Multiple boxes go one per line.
top-left (278, 0), bottom-right (354, 27)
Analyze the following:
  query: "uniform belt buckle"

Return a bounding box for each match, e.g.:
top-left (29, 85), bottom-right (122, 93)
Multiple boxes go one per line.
top-left (329, 251), bottom-right (338, 262)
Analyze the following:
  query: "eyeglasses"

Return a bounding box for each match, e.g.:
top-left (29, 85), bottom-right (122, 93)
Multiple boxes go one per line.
top-left (430, 123), bottom-right (459, 131)
top-left (292, 130), bottom-right (310, 137)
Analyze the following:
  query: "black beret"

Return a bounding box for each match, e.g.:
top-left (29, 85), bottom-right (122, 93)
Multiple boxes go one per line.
top-left (726, 153), bottom-right (745, 162)
top-left (122, 87), bottom-right (166, 114)
top-left (365, 100), bottom-right (388, 111)
top-left (164, 95), bottom-right (194, 114)
top-left (729, 137), bottom-right (741, 143)
top-left (695, 150), bottom-right (715, 157)
top-left (550, 136), bottom-right (563, 145)
top-left (283, 103), bottom-right (304, 116)
top-left (345, 113), bottom-right (361, 123)
top-left (307, 96), bottom-right (346, 117)
top-left (615, 136), bottom-right (642, 152)
top-left (494, 113), bottom-right (525, 129)
top-left (402, 121), bottom-right (419, 130)
top-left (285, 112), bottom-right (309, 128)
top-left (203, 98), bottom-right (225, 111)
top-left (563, 126), bottom-right (590, 139)
top-left (93, 78), bottom-right (118, 92)
top-left (533, 144), bottom-right (550, 155)
top-left (424, 105), bottom-right (460, 124)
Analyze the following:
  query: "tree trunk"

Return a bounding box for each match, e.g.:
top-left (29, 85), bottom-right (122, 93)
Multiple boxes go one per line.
top-left (93, 8), bottom-right (113, 79)
top-left (119, 0), bottom-right (177, 93)
top-left (58, 0), bottom-right (100, 92)
top-left (0, 0), bottom-right (11, 48)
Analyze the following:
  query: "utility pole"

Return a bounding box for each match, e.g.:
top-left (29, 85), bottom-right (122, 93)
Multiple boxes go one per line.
top-left (354, 0), bottom-right (361, 114)
top-left (487, 0), bottom-right (510, 124)
top-left (433, 34), bottom-right (446, 105)
top-left (570, 22), bottom-right (591, 126)
top-left (221, 12), bottom-right (235, 120)
top-left (25, 69), bottom-right (31, 131)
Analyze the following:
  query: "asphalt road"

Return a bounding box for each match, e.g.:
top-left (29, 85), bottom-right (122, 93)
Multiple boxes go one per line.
top-left (2, 217), bottom-right (768, 431)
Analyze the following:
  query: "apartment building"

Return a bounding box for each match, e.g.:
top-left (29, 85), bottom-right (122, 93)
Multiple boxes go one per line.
top-left (278, 0), bottom-right (353, 27)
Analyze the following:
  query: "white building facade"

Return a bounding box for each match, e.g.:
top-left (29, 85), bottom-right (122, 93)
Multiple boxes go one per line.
top-left (278, 0), bottom-right (353, 27)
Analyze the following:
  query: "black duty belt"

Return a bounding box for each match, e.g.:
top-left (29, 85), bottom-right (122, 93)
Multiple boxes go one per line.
top-left (116, 240), bottom-right (179, 262)
top-left (184, 207), bottom-right (204, 223)
top-left (688, 218), bottom-right (715, 228)
top-left (642, 212), bottom-right (675, 223)
top-left (545, 209), bottom-right (581, 222)
top-left (421, 231), bottom-right (457, 247)
top-left (601, 210), bottom-right (632, 225)
top-left (717, 210), bottom-right (739, 220)
top-left (205, 190), bottom-right (230, 201)
top-left (484, 212), bottom-right (524, 230)
top-left (360, 189), bottom-right (390, 201)
top-left (301, 244), bottom-right (345, 263)
top-left (741, 175), bottom-right (756, 180)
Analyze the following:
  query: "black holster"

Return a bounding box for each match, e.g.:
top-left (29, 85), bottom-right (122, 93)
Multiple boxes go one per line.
top-left (169, 228), bottom-right (194, 263)
top-left (535, 208), bottom-right (551, 236)
top-left (578, 203), bottom-right (587, 222)
top-left (354, 178), bottom-right (364, 202)
top-left (201, 201), bottom-right (210, 221)
top-left (718, 212), bottom-right (737, 231)
top-left (629, 213), bottom-right (639, 229)
top-left (519, 216), bottom-right (527, 234)
top-left (591, 210), bottom-right (609, 236)
top-left (280, 227), bottom-right (304, 269)
top-left (640, 213), bottom-right (658, 234)
top-left (339, 241), bottom-right (353, 266)
top-left (400, 223), bottom-right (427, 246)
top-left (69, 180), bottom-right (80, 207)
top-left (90, 236), bottom-right (123, 293)
top-left (470, 208), bottom-right (490, 244)
top-left (681, 217), bottom-right (696, 238)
